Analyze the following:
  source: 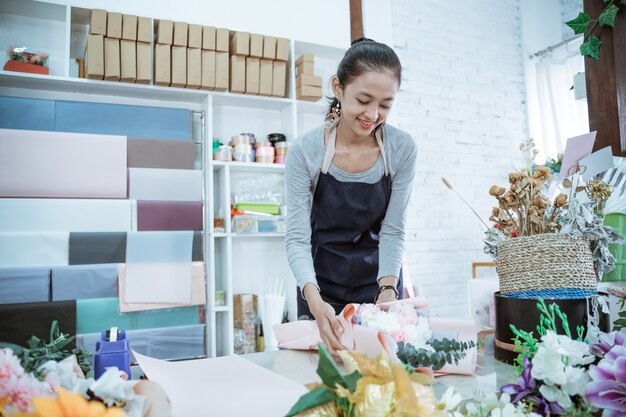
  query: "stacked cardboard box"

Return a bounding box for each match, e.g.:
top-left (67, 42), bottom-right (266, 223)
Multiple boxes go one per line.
top-left (233, 293), bottom-right (258, 354)
top-left (229, 31), bottom-right (288, 97)
top-left (85, 9), bottom-right (151, 84)
top-left (295, 53), bottom-right (323, 101)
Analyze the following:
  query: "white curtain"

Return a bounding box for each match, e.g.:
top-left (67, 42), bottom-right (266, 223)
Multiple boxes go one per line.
top-left (526, 38), bottom-right (589, 162)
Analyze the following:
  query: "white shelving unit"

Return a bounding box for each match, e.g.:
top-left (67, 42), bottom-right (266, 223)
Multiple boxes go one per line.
top-left (0, 0), bottom-right (345, 358)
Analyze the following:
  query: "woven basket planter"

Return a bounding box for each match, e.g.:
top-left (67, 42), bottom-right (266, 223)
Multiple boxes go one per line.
top-left (496, 234), bottom-right (597, 295)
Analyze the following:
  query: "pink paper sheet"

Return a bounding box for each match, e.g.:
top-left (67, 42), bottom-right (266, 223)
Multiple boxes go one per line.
top-left (118, 262), bottom-right (206, 312)
top-left (0, 128), bottom-right (127, 198)
top-left (273, 297), bottom-right (477, 375)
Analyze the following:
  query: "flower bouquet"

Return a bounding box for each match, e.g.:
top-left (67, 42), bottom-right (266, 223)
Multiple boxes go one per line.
top-left (4, 46), bottom-right (49, 75)
top-left (273, 298), bottom-right (477, 376)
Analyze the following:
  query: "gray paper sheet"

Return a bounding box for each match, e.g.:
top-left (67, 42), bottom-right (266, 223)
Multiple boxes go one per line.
top-left (51, 264), bottom-right (118, 301)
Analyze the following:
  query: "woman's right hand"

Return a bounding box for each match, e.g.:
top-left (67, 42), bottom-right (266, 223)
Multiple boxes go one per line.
top-left (304, 284), bottom-right (346, 354)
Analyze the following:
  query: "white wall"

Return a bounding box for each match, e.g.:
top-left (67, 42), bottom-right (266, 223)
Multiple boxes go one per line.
top-left (391, 0), bottom-right (528, 318)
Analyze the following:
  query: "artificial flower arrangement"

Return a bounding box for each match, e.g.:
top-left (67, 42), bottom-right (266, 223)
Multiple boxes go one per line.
top-left (0, 322), bottom-right (166, 417)
top-left (482, 138), bottom-right (621, 280)
top-left (287, 290), bottom-right (626, 417)
top-left (7, 46), bottom-right (48, 67)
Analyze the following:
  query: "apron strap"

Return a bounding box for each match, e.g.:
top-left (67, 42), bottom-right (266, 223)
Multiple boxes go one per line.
top-left (321, 126), bottom-right (389, 176)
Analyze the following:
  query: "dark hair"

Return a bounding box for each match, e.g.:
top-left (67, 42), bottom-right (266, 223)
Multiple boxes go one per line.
top-left (326, 38), bottom-right (402, 120)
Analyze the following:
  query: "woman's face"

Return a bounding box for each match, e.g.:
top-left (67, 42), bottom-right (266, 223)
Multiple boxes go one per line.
top-left (332, 69), bottom-right (399, 138)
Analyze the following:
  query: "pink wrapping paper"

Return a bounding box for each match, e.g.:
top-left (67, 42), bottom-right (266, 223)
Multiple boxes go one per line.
top-left (273, 297), bottom-right (477, 376)
top-left (118, 262), bottom-right (206, 312)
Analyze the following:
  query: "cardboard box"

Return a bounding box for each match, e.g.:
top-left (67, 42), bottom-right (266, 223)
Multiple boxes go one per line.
top-left (171, 45), bottom-right (187, 88)
top-left (188, 24), bottom-right (202, 49)
top-left (230, 54), bottom-right (245, 93)
top-left (120, 39), bottom-right (136, 82)
top-left (137, 17), bottom-right (151, 43)
top-left (262, 36), bottom-right (276, 60)
top-left (136, 41), bottom-right (151, 84)
top-left (295, 53), bottom-right (314, 66)
top-left (296, 74), bottom-right (322, 88)
top-left (276, 38), bottom-right (289, 61)
top-left (272, 60), bottom-right (287, 97)
top-left (230, 31), bottom-right (250, 56)
top-left (156, 20), bottom-right (173, 45)
top-left (259, 58), bottom-right (273, 96)
top-left (107, 12), bottom-right (122, 39)
top-left (216, 28), bottom-right (229, 52)
top-left (249, 33), bottom-right (263, 58)
top-left (296, 61), bottom-right (314, 76)
top-left (215, 51), bottom-right (229, 91)
top-left (173, 22), bottom-right (188, 47)
top-left (297, 84), bottom-right (323, 101)
top-left (90, 9), bottom-right (107, 36)
top-left (85, 34), bottom-right (104, 80)
top-left (154, 43), bottom-right (171, 86)
top-left (201, 50), bottom-right (215, 90)
top-left (186, 48), bottom-right (201, 89)
top-left (202, 26), bottom-right (216, 50)
top-left (104, 37), bottom-right (120, 81)
top-left (245, 57), bottom-right (260, 95)
top-left (122, 15), bottom-right (137, 40)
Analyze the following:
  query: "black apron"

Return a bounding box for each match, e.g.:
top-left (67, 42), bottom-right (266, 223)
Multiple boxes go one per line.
top-left (297, 126), bottom-right (402, 316)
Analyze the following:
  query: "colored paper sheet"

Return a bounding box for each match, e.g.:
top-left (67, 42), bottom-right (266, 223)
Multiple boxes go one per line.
top-left (136, 201), bottom-right (203, 231)
top-left (0, 96), bottom-right (55, 131)
top-left (560, 131), bottom-right (597, 177)
top-left (0, 128), bottom-right (127, 198)
top-left (69, 232), bottom-right (127, 265)
top-left (76, 297), bottom-right (200, 334)
top-left (118, 262), bottom-right (206, 312)
top-left (51, 264), bottom-right (119, 301)
top-left (0, 301), bottom-right (76, 347)
top-left (192, 231), bottom-right (203, 262)
top-left (0, 232), bottom-right (68, 267)
top-left (77, 324), bottom-right (206, 362)
top-left (579, 146), bottom-right (615, 180)
top-left (128, 168), bottom-right (203, 201)
top-left (133, 350), bottom-right (307, 417)
top-left (0, 199), bottom-right (132, 232)
top-left (124, 231), bottom-right (194, 304)
top-left (0, 267), bottom-right (50, 304)
top-left (127, 138), bottom-right (196, 169)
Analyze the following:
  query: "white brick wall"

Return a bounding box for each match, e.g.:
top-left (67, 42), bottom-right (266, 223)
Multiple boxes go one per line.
top-left (391, 0), bottom-right (528, 318)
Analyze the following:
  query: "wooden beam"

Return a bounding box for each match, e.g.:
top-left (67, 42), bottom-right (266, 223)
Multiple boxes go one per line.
top-left (583, 0), bottom-right (626, 156)
top-left (349, 0), bottom-right (364, 43)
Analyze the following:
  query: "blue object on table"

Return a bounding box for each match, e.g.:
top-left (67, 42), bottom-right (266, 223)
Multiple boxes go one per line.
top-left (94, 327), bottom-right (131, 379)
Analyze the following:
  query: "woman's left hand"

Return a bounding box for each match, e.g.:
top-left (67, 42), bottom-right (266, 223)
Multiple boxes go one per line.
top-left (375, 276), bottom-right (399, 304)
top-left (375, 287), bottom-right (398, 304)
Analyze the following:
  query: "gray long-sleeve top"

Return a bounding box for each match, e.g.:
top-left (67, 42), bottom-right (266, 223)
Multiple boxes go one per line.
top-left (285, 123), bottom-right (417, 291)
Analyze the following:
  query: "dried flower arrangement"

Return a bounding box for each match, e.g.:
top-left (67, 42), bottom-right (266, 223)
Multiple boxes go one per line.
top-left (482, 138), bottom-right (622, 279)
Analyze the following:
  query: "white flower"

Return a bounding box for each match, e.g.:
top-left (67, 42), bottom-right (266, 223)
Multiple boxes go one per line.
top-left (531, 331), bottom-right (593, 387)
top-left (539, 384), bottom-right (572, 409)
top-left (439, 387), bottom-right (463, 415)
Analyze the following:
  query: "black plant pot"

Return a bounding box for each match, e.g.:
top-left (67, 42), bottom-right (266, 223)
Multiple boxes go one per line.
top-left (494, 291), bottom-right (610, 365)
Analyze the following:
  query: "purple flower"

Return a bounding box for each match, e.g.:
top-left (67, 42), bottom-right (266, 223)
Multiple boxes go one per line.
top-left (592, 330), bottom-right (626, 359)
top-left (500, 357), bottom-right (565, 416)
top-left (586, 344), bottom-right (626, 417)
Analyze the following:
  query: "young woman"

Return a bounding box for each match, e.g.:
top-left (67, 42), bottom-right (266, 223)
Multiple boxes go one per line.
top-left (285, 38), bottom-right (417, 352)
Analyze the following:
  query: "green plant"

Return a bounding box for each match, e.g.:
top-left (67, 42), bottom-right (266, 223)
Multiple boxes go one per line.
top-left (395, 338), bottom-right (475, 371)
top-left (565, 0), bottom-right (625, 59)
top-left (0, 320), bottom-right (92, 378)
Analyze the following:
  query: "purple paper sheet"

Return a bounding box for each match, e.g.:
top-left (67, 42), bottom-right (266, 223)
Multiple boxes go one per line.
top-left (137, 201), bottom-right (203, 231)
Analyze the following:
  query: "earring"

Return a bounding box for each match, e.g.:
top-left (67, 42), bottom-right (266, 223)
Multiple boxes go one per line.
top-left (326, 101), bottom-right (342, 128)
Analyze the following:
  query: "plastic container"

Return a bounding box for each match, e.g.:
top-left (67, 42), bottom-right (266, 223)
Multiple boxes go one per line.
top-left (232, 214), bottom-right (259, 233)
top-left (257, 216), bottom-right (286, 233)
top-left (94, 327), bottom-right (131, 379)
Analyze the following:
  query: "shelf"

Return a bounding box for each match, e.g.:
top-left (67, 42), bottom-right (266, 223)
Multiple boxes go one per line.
top-left (211, 160), bottom-right (286, 173)
top-left (213, 232), bottom-right (286, 238)
top-left (212, 91), bottom-right (292, 111)
top-left (213, 306), bottom-right (229, 312)
top-left (0, 71), bottom-right (210, 105)
top-left (0, 0), bottom-right (65, 21)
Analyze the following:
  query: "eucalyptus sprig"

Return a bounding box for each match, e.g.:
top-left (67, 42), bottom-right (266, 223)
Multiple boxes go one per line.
top-left (565, 0), bottom-right (624, 59)
top-left (396, 338), bottom-right (476, 371)
top-left (0, 320), bottom-right (92, 379)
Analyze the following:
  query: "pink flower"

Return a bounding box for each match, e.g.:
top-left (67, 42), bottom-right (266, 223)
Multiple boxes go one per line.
top-left (585, 344), bottom-right (626, 417)
top-left (0, 348), bottom-right (25, 396)
top-left (388, 329), bottom-right (409, 343)
top-left (4, 373), bottom-right (46, 412)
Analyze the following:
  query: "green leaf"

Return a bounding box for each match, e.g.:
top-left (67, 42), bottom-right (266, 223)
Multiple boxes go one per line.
top-left (580, 36), bottom-right (602, 59)
top-left (599, 4), bottom-right (620, 27)
top-left (622, 0), bottom-right (626, 6)
top-left (316, 344), bottom-right (346, 389)
top-left (343, 371), bottom-right (362, 393)
top-left (337, 396), bottom-right (355, 417)
top-left (285, 387), bottom-right (336, 417)
top-left (565, 12), bottom-right (590, 35)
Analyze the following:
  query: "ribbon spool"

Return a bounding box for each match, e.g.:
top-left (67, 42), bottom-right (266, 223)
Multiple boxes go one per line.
top-left (233, 143), bottom-right (253, 162)
top-left (213, 145), bottom-right (233, 162)
top-left (274, 155), bottom-right (287, 164)
top-left (255, 145), bottom-right (275, 163)
top-left (274, 141), bottom-right (288, 157)
top-left (267, 133), bottom-right (286, 145)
